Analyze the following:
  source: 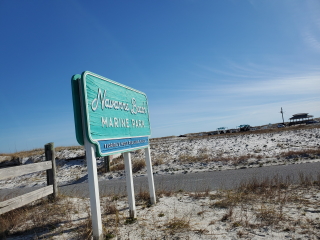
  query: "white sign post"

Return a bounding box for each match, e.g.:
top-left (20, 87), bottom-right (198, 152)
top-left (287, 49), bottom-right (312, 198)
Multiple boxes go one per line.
top-left (78, 77), bottom-right (104, 240)
top-left (124, 152), bottom-right (137, 218)
top-left (71, 71), bottom-right (156, 240)
top-left (145, 146), bottom-right (156, 204)
top-left (84, 140), bottom-right (103, 239)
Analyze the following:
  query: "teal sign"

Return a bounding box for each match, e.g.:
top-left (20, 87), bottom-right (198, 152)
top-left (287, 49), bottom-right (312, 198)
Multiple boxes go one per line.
top-left (71, 71), bottom-right (151, 156)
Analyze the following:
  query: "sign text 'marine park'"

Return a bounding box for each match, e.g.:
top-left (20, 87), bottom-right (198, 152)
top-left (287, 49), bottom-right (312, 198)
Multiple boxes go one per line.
top-left (71, 71), bottom-right (151, 157)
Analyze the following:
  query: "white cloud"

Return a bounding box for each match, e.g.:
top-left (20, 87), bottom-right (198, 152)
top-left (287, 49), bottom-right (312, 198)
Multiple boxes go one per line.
top-left (291, 0), bottom-right (320, 52)
top-left (150, 67), bottom-right (320, 121)
top-left (303, 31), bottom-right (320, 52)
top-left (226, 74), bottom-right (320, 96)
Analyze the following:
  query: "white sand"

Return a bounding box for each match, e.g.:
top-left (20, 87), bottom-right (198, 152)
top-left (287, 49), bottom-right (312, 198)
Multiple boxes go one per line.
top-left (1, 127), bottom-right (319, 189)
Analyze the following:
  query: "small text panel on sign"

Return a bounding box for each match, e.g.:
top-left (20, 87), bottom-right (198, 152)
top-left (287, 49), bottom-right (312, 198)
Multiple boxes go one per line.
top-left (98, 136), bottom-right (149, 155)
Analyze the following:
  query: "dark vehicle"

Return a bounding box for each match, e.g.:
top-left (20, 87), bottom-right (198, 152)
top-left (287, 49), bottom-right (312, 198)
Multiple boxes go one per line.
top-left (277, 124), bottom-right (285, 128)
top-left (238, 124), bottom-right (251, 131)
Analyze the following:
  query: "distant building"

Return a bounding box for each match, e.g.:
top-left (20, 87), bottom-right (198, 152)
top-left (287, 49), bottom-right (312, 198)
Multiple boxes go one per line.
top-left (289, 113), bottom-right (313, 125)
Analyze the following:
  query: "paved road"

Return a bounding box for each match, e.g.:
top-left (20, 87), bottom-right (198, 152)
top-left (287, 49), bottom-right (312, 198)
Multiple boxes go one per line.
top-left (58, 161), bottom-right (320, 197)
top-left (1, 162), bottom-right (319, 200)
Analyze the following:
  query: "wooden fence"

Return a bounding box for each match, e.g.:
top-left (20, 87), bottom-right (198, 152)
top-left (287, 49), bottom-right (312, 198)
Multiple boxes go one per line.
top-left (0, 142), bottom-right (58, 215)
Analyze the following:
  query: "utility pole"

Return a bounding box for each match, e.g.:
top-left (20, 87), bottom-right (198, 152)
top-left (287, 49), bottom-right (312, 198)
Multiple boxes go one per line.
top-left (280, 107), bottom-right (285, 125)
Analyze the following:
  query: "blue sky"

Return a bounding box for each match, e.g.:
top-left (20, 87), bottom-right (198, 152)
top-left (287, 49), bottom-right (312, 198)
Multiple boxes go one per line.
top-left (1, 0), bottom-right (320, 153)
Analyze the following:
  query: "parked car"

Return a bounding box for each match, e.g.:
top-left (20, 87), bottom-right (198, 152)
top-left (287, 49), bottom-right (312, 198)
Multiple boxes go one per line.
top-left (237, 124), bottom-right (251, 131)
top-left (277, 124), bottom-right (285, 128)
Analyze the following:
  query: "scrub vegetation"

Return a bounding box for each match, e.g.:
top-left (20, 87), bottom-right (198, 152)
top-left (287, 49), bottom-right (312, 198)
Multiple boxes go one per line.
top-left (1, 173), bottom-right (320, 239)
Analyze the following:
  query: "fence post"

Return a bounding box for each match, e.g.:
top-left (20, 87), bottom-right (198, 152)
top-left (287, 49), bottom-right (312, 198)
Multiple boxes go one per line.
top-left (104, 155), bottom-right (111, 173)
top-left (45, 142), bottom-right (58, 200)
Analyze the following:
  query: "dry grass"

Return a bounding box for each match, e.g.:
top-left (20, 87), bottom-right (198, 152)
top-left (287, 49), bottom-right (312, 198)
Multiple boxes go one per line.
top-left (109, 156), bottom-right (125, 171)
top-left (75, 217), bottom-right (93, 240)
top-left (105, 201), bottom-right (119, 215)
top-left (150, 135), bottom-right (176, 142)
top-left (280, 148), bottom-right (320, 159)
top-left (136, 188), bottom-right (151, 203)
top-left (109, 155), bottom-right (146, 173)
top-left (178, 152), bottom-right (252, 165)
top-left (1, 172), bottom-right (320, 239)
top-left (179, 153), bottom-right (210, 163)
top-left (0, 195), bottom-right (92, 239)
top-left (209, 173), bottom-right (320, 230)
top-left (132, 159), bottom-right (146, 173)
top-left (189, 187), bottom-right (211, 199)
top-left (152, 155), bottom-right (165, 166)
top-left (55, 145), bottom-right (84, 152)
top-left (220, 206), bottom-right (234, 222)
top-left (165, 217), bottom-right (190, 233)
top-left (156, 188), bottom-right (176, 198)
top-left (0, 145), bottom-right (84, 160)
top-left (177, 146), bottom-right (320, 166)
top-left (110, 162), bottom-right (125, 171)
top-left (185, 123), bottom-right (320, 141)
top-left (1, 148), bottom-right (44, 160)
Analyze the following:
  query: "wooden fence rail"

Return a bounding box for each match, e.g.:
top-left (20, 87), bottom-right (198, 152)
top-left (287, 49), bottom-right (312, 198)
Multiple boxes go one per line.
top-left (0, 142), bottom-right (57, 215)
top-left (0, 161), bottom-right (52, 180)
